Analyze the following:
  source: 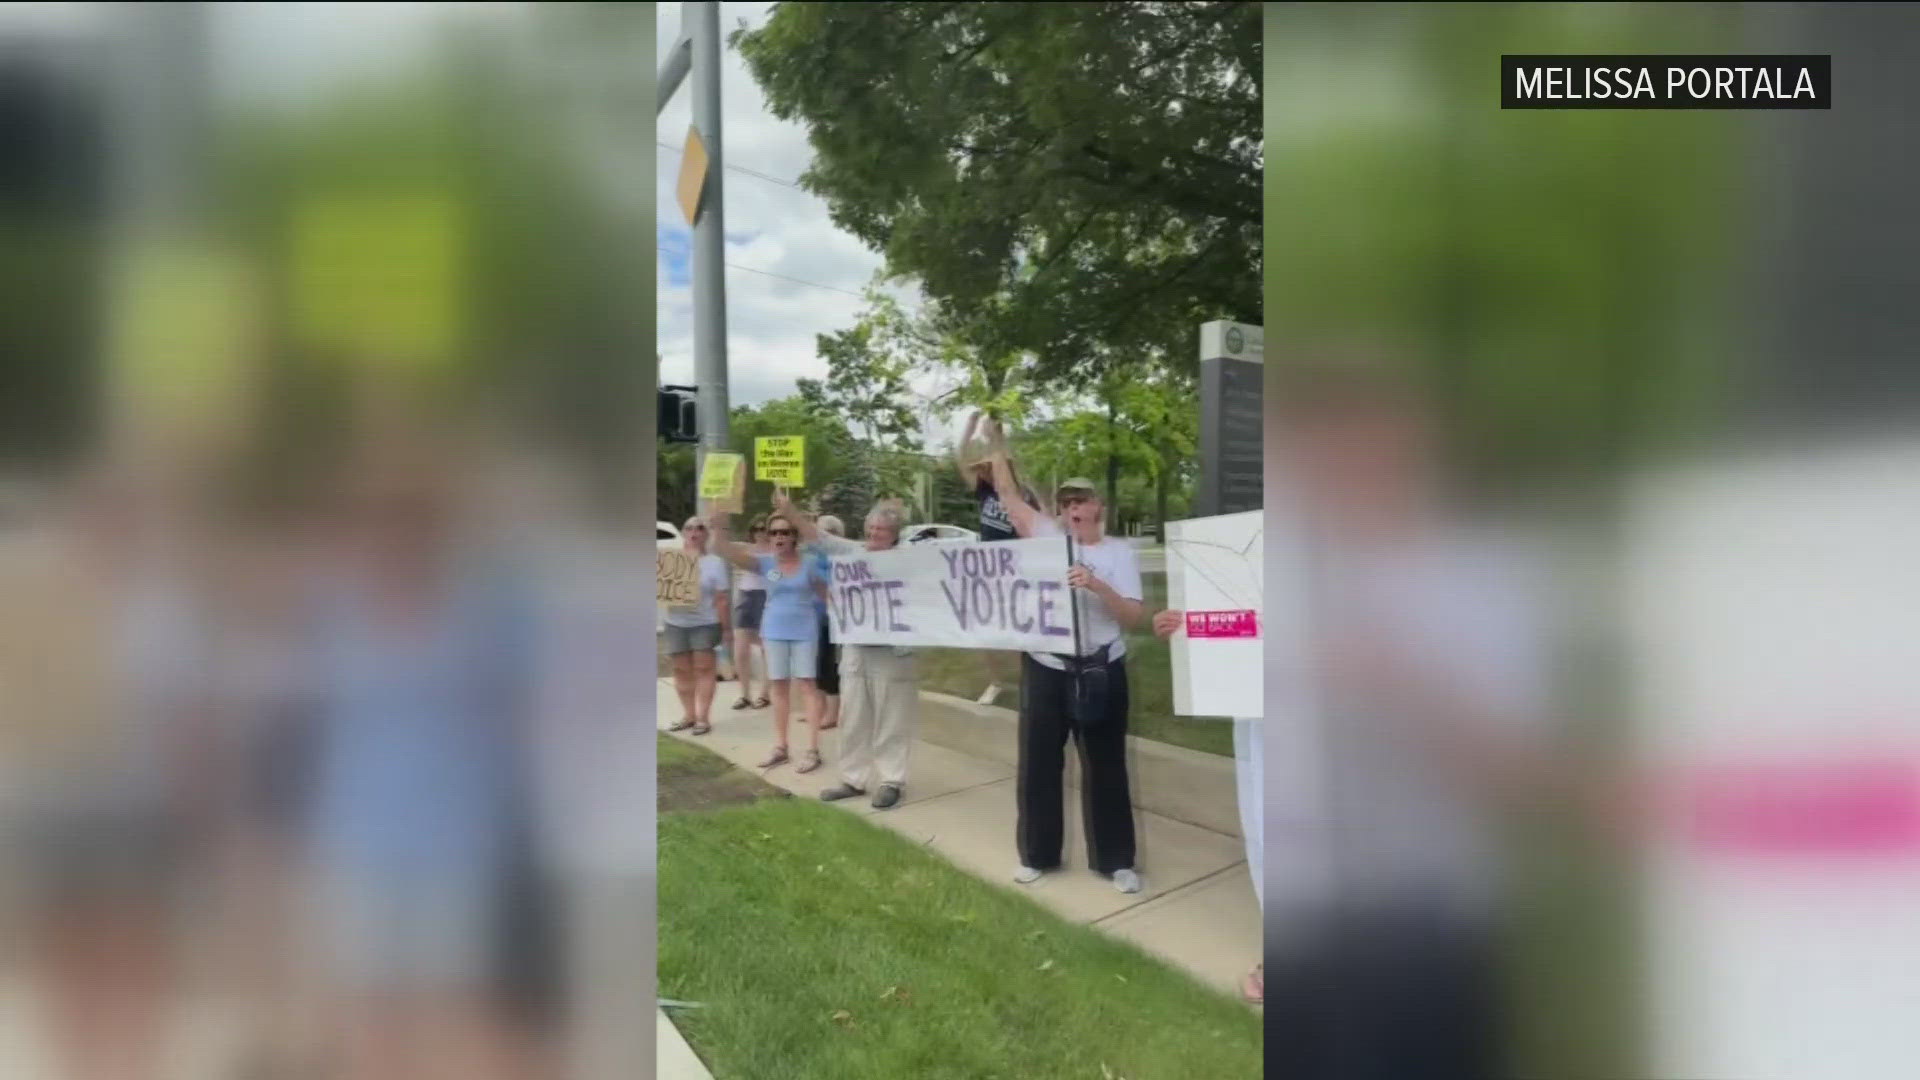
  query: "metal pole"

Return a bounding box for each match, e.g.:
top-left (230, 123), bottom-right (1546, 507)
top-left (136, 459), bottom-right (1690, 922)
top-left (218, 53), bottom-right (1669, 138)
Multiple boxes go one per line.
top-left (687, 1), bottom-right (730, 483)
top-left (656, 36), bottom-right (691, 116)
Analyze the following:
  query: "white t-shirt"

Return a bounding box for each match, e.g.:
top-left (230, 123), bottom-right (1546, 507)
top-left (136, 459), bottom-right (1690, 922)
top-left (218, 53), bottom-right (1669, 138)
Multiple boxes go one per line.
top-left (1024, 519), bottom-right (1143, 669)
top-left (663, 554), bottom-right (729, 628)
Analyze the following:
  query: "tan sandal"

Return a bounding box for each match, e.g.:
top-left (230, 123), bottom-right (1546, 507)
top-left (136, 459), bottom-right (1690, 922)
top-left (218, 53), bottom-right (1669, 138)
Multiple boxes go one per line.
top-left (795, 748), bottom-right (822, 774)
top-left (758, 746), bottom-right (789, 769)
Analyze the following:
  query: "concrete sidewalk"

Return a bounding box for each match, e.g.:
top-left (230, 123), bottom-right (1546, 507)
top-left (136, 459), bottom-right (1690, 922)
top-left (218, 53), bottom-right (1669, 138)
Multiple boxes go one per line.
top-left (658, 1005), bottom-right (715, 1080)
top-left (656, 678), bottom-right (1262, 1002)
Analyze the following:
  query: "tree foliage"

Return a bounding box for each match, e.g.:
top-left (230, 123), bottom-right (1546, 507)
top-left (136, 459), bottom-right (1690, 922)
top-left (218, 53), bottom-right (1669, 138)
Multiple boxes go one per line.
top-left (735, 2), bottom-right (1261, 384)
top-left (796, 317), bottom-right (923, 453)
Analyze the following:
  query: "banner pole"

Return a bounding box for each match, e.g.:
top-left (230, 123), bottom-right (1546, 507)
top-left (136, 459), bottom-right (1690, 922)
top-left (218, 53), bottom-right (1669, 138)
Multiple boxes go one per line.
top-left (1066, 532), bottom-right (1084, 715)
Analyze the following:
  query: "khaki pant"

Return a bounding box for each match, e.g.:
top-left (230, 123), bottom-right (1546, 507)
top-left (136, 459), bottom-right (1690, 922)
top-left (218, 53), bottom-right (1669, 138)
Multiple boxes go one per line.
top-left (836, 645), bottom-right (918, 791)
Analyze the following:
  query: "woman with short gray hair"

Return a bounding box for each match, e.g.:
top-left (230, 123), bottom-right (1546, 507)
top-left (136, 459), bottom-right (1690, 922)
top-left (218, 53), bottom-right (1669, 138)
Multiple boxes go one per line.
top-left (778, 493), bottom-right (921, 809)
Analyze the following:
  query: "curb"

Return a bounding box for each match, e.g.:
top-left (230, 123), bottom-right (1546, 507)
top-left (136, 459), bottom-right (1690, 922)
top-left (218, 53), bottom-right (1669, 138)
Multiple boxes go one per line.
top-left (916, 690), bottom-right (1242, 839)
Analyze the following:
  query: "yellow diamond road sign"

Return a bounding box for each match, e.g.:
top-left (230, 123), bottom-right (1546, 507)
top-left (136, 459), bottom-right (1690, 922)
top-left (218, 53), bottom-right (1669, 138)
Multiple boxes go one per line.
top-left (677, 125), bottom-right (710, 227)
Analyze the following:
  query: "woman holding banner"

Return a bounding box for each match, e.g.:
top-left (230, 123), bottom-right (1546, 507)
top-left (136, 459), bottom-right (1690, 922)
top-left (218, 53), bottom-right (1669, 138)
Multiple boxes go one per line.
top-left (664, 517), bottom-right (730, 737)
top-left (778, 493), bottom-right (921, 810)
top-left (710, 506), bottom-right (829, 773)
top-left (986, 444), bottom-right (1148, 895)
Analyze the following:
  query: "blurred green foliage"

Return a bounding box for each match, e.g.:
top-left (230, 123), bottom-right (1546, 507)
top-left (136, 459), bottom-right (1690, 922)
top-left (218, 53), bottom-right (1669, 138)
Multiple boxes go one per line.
top-left (1268, 3), bottom-right (1746, 490)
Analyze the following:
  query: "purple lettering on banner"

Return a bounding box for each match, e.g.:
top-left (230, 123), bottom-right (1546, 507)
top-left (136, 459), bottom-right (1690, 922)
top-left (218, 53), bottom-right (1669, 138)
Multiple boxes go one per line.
top-left (941, 548), bottom-right (962, 577)
top-left (832, 561), bottom-right (851, 583)
top-left (961, 547), bottom-right (982, 577)
top-left (862, 580), bottom-right (888, 618)
top-left (883, 581), bottom-right (910, 632)
top-left (970, 577), bottom-right (993, 628)
top-left (857, 561), bottom-right (874, 582)
top-left (998, 547), bottom-right (1016, 577)
top-left (1009, 579), bottom-right (1034, 633)
top-left (1037, 581), bottom-right (1070, 637)
top-left (846, 582), bottom-right (869, 627)
top-left (940, 579), bottom-right (970, 630)
top-left (829, 588), bottom-right (849, 634)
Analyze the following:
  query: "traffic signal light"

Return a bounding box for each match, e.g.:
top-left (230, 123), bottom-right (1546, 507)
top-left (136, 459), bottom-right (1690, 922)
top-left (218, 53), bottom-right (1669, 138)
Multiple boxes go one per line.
top-left (659, 385), bottom-right (698, 443)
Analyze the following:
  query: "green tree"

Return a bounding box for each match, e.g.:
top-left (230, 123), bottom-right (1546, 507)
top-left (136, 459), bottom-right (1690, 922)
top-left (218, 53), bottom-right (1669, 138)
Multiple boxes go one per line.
top-left (734, 2), bottom-right (1261, 384)
top-left (795, 316), bottom-right (922, 452)
top-left (1265, 4), bottom-right (1739, 489)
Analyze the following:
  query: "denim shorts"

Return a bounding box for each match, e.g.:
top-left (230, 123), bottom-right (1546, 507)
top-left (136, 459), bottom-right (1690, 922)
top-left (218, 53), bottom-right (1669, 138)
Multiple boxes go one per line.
top-left (662, 622), bottom-right (723, 656)
top-left (764, 635), bottom-right (819, 681)
top-left (735, 589), bottom-right (767, 631)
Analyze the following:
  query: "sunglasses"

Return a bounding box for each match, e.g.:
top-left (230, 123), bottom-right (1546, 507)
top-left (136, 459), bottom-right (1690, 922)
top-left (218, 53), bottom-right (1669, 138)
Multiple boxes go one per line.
top-left (684, 524), bottom-right (708, 531)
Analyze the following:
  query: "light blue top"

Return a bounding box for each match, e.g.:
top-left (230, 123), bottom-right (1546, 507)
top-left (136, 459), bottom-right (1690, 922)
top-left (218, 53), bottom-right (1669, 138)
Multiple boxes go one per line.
top-left (756, 552), bottom-right (826, 642)
top-left (306, 572), bottom-right (528, 877)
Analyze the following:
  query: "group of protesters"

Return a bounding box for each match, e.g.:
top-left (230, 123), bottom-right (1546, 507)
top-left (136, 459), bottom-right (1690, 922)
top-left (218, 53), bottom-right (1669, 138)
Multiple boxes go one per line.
top-left (0, 429), bottom-right (581, 1080)
top-left (656, 416), bottom-right (1153, 895)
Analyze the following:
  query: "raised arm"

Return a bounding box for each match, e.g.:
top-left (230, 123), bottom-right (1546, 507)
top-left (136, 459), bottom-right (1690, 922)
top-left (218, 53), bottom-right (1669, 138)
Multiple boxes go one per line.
top-left (985, 422), bottom-right (1045, 538)
top-left (770, 488), bottom-right (818, 544)
top-left (704, 505), bottom-right (762, 573)
top-left (956, 412), bottom-right (982, 483)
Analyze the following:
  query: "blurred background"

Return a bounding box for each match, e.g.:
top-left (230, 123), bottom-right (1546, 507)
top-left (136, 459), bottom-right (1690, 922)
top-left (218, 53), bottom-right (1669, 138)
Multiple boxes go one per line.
top-left (1, 3), bottom-right (656, 1078)
top-left (1266, 4), bottom-right (1920, 1079)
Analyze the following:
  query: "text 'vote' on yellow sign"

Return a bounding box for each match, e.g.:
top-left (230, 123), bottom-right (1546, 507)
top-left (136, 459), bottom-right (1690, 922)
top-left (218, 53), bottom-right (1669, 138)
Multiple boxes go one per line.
top-left (755, 436), bottom-right (806, 487)
top-left (699, 452), bottom-right (745, 511)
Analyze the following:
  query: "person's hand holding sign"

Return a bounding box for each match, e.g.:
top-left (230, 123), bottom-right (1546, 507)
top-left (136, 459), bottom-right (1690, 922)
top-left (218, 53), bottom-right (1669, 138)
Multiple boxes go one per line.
top-left (1152, 608), bottom-right (1185, 640)
top-left (1065, 564), bottom-right (1101, 592)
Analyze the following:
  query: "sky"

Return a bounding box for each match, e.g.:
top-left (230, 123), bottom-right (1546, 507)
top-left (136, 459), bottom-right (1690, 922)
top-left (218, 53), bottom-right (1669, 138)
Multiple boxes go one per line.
top-left (655, 2), bottom-right (953, 440)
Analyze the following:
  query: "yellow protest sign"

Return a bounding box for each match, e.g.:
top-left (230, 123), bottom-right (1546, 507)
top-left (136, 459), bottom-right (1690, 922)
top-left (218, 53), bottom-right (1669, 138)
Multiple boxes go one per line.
top-left (755, 436), bottom-right (806, 487)
top-left (106, 239), bottom-right (254, 444)
top-left (289, 193), bottom-right (463, 380)
top-left (699, 451), bottom-right (745, 511)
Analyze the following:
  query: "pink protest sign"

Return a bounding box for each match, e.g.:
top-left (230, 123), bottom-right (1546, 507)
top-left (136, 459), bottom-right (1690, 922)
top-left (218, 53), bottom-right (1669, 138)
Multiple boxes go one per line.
top-left (1185, 610), bottom-right (1259, 639)
top-left (1669, 760), bottom-right (1920, 859)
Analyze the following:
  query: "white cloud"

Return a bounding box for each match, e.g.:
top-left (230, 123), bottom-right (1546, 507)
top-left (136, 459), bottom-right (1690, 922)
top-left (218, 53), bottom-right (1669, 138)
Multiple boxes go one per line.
top-left (656, 2), bottom-right (955, 444)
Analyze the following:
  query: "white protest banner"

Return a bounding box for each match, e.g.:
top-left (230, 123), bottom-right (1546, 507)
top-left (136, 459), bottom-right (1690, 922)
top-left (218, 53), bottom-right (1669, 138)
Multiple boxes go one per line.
top-left (1166, 510), bottom-right (1267, 718)
top-left (825, 537), bottom-right (1075, 651)
top-left (1626, 439), bottom-right (1920, 1080)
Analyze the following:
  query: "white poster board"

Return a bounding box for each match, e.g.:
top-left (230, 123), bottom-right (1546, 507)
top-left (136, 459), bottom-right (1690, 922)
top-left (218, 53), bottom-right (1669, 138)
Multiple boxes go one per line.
top-left (1626, 439), bottom-right (1920, 1080)
top-left (825, 536), bottom-right (1073, 652)
top-left (1166, 511), bottom-right (1264, 717)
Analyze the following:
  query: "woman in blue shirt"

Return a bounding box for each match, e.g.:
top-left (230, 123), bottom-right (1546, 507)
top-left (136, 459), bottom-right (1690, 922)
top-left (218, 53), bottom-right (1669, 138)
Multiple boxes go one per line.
top-left (711, 506), bottom-right (830, 773)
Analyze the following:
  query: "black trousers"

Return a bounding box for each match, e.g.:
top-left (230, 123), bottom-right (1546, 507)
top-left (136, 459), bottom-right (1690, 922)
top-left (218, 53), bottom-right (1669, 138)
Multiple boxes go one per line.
top-left (1016, 653), bottom-right (1135, 874)
top-left (1265, 911), bottom-right (1501, 1080)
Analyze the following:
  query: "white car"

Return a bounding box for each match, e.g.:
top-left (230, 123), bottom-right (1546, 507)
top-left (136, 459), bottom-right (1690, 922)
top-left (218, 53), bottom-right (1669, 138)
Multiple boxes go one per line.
top-left (902, 523), bottom-right (979, 545)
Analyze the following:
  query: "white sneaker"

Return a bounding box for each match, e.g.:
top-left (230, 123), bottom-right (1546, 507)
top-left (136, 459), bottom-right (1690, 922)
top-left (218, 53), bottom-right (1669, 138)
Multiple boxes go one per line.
top-left (1112, 868), bottom-right (1142, 894)
top-left (1013, 865), bottom-right (1043, 885)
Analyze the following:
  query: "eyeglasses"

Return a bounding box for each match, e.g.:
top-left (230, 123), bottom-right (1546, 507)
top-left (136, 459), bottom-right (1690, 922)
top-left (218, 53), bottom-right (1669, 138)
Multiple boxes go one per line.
top-left (768, 528), bottom-right (795, 537)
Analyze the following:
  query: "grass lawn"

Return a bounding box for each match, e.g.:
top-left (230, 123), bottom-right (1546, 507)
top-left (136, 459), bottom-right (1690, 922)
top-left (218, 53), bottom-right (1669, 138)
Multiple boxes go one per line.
top-left (658, 736), bottom-right (1262, 1080)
